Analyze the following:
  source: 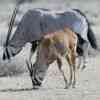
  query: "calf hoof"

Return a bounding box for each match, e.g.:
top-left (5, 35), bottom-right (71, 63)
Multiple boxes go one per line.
top-left (72, 85), bottom-right (76, 88)
top-left (64, 83), bottom-right (71, 89)
top-left (64, 86), bottom-right (69, 89)
top-left (77, 65), bottom-right (81, 69)
top-left (72, 81), bottom-right (76, 88)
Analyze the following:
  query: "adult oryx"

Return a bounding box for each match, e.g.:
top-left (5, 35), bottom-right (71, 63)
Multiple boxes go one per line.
top-left (2, 8), bottom-right (98, 88)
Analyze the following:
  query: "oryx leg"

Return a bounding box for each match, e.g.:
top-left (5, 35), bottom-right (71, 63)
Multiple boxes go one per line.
top-left (65, 53), bottom-right (73, 88)
top-left (26, 41), bottom-right (40, 89)
top-left (72, 64), bottom-right (77, 88)
top-left (77, 56), bottom-right (83, 69)
top-left (77, 41), bottom-right (89, 70)
top-left (26, 41), bottom-right (38, 71)
top-left (26, 46), bottom-right (33, 73)
top-left (71, 46), bottom-right (77, 88)
top-left (81, 41), bottom-right (89, 70)
top-left (30, 42), bottom-right (51, 89)
top-left (32, 62), bottom-right (49, 89)
top-left (51, 42), bottom-right (70, 89)
top-left (67, 48), bottom-right (77, 88)
top-left (57, 58), bottom-right (69, 88)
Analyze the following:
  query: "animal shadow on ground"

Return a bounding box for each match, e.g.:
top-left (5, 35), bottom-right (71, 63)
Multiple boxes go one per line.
top-left (0, 88), bottom-right (34, 92)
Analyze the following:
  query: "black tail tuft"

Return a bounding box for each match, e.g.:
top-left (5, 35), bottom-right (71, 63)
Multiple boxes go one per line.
top-left (73, 9), bottom-right (98, 50)
top-left (87, 26), bottom-right (98, 49)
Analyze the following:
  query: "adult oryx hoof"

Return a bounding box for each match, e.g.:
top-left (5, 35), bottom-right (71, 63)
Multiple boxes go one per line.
top-left (81, 65), bottom-right (86, 71)
top-left (31, 77), bottom-right (42, 90)
top-left (32, 83), bottom-right (42, 90)
top-left (33, 85), bottom-right (40, 90)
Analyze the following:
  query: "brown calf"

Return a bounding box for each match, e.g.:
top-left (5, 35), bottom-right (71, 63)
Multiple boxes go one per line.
top-left (27, 27), bottom-right (78, 89)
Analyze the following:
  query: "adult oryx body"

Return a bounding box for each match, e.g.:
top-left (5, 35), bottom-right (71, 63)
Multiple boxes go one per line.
top-left (3, 8), bottom-right (89, 60)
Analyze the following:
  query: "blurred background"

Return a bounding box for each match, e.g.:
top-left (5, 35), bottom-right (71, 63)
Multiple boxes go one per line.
top-left (0, 0), bottom-right (100, 76)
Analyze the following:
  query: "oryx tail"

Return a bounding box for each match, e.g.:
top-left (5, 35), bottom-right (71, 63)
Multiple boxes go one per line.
top-left (73, 9), bottom-right (98, 50)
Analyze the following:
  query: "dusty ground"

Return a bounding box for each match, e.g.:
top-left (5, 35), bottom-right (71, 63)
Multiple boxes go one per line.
top-left (0, 55), bottom-right (100, 100)
top-left (0, 0), bottom-right (100, 100)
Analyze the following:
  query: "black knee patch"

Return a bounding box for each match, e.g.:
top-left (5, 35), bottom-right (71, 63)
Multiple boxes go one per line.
top-left (77, 46), bottom-right (83, 56)
top-left (77, 34), bottom-right (86, 56)
top-left (31, 40), bottom-right (40, 52)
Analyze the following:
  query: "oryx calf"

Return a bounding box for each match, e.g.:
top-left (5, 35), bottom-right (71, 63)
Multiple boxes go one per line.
top-left (27, 27), bottom-right (78, 89)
